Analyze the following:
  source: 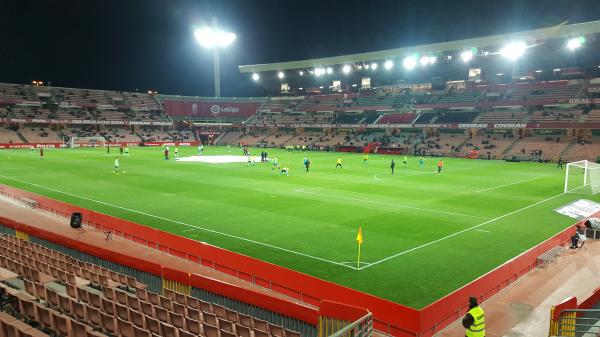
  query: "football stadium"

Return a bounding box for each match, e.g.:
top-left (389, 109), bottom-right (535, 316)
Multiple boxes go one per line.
top-left (1, 2), bottom-right (600, 337)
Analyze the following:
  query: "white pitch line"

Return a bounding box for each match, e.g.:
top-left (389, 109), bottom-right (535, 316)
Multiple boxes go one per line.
top-left (359, 192), bottom-right (565, 271)
top-left (475, 176), bottom-right (545, 193)
top-left (295, 189), bottom-right (490, 220)
top-left (0, 174), bottom-right (356, 270)
top-left (476, 229), bottom-right (491, 233)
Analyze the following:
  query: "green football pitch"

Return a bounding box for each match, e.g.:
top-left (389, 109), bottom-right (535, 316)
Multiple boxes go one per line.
top-left (0, 146), bottom-right (596, 309)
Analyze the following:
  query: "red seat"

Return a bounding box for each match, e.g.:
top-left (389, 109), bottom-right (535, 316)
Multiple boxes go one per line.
top-left (203, 323), bottom-right (219, 337)
top-left (169, 312), bottom-right (185, 330)
top-left (160, 322), bottom-right (178, 337)
top-left (101, 298), bottom-right (115, 316)
top-left (254, 328), bottom-right (270, 337)
top-left (145, 316), bottom-right (160, 335)
top-left (129, 309), bottom-right (145, 328)
top-left (254, 319), bottom-right (268, 331)
top-left (71, 320), bottom-right (89, 337)
top-left (100, 312), bottom-right (116, 335)
top-left (185, 318), bottom-right (201, 335)
top-left (236, 324), bottom-right (251, 337)
top-left (269, 323), bottom-right (286, 337)
top-left (117, 318), bottom-right (134, 337)
top-left (85, 306), bottom-right (101, 327)
top-left (116, 303), bottom-right (130, 322)
top-left (133, 325), bottom-right (151, 337)
top-left (133, 325), bottom-right (152, 337)
top-left (218, 319), bottom-right (235, 333)
top-left (51, 311), bottom-right (71, 336)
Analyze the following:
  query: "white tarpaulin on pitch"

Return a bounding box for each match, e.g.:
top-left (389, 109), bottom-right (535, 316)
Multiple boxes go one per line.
top-left (176, 155), bottom-right (265, 164)
top-left (555, 199), bottom-right (600, 219)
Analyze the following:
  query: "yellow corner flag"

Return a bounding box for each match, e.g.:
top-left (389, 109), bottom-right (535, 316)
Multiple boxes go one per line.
top-left (356, 227), bottom-right (363, 270)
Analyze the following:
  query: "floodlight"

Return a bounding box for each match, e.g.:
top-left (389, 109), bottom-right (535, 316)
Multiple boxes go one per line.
top-left (460, 50), bottom-right (473, 63)
top-left (277, 71), bottom-right (285, 79)
top-left (403, 56), bottom-right (417, 70)
top-left (326, 67), bottom-right (333, 74)
top-left (298, 87), bottom-right (303, 90)
top-left (364, 64), bottom-right (370, 70)
top-left (419, 56), bottom-right (430, 67)
top-left (252, 73), bottom-right (260, 81)
top-left (370, 62), bottom-right (378, 70)
top-left (384, 60), bottom-right (394, 70)
top-left (496, 73), bottom-right (503, 76)
top-left (535, 70), bottom-right (543, 73)
top-left (429, 56), bottom-right (437, 64)
top-left (319, 86), bottom-right (324, 89)
top-left (500, 41), bottom-right (527, 60)
top-left (567, 36), bottom-right (585, 50)
top-left (352, 84), bottom-right (358, 87)
top-left (342, 65), bottom-right (352, 74)
top-left (194, 27), bottom-right (236, 48)
top-left (299, 70), bottom-right (304, 76)
top-left (315, 68), bottom-right (325, 76)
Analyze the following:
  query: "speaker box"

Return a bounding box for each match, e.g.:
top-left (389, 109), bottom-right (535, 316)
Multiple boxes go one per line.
top-left (70, 213), bottom-right (82, 229)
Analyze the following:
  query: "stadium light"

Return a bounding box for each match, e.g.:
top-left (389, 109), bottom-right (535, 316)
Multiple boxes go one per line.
top-left (326, 67), bottom-right (333, 75)
top-left (352, 84), bottom-right (358, 87)
top-left (500, 41), bottom-right (527, 60)
top-left (277, 71), bottom-right (285, 79)
top-left (419, 55), bottom-right (434, 67)
top-left (194, 17), bottom-right (236, 98)
top-left (370, 62), bottom-right (378, 70)
top-left (567, 36), bottom-right (586, 50)
top-left (314, 67), bottom-right (325, 76)
top-left (403, 56), bottom-right (417, 70)
top-left (535, 70), bottom-right (543, 73)
top-left (342, 65), bottom-right (352, 74)
top-left (384, 60), bottom-right (394, 70)
top-left (460, 50), bottom-right (474, 63)
top-left (252, 73), bottom-right (260, 81)
top-left (299, 70), bottom-right (304, 76)
top-left (364, 64), bottom-right (370, 70)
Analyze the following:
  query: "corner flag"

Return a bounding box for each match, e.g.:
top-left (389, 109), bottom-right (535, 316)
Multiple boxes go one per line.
top-left (356, 227), bottom-right (363, 245)
top-left (356, 227), bottom-right (363, 270)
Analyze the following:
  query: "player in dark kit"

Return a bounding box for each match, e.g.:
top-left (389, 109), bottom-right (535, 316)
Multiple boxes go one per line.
top-left (390, 159), bottom-right (395, 174)
top-left (39, 148), bottom-right (44, 160)
top-left (164, 148), bottom-right (169, 160)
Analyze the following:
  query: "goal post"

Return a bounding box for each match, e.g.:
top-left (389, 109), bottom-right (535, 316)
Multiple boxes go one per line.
top-left (69, 136), bottom-right (106, 148)
top-left (564, 160), bottom-right (600, 195)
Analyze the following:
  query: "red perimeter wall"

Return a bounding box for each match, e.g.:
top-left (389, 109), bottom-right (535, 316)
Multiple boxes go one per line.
top-left (0, 184), bottom-right (591, 336)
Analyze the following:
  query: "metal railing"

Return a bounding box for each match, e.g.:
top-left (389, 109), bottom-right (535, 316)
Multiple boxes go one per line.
top-left (325, 313), bottom-right (373, 337)
top-left (557, 309), bottom-right (600, 337)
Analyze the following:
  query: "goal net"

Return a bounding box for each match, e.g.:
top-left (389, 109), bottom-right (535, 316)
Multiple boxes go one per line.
top-left (69, 136), bottom-right (106, 148)
top-left (564, 160), bottom-right (600, 195)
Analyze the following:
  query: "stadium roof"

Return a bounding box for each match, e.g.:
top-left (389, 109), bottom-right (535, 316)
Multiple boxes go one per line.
top-left (238, 20), bottom-right (600, 73)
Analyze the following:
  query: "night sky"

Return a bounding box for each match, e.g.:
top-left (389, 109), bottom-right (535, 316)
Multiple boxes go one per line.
top-left (2, 0), bottom-right (599, 97)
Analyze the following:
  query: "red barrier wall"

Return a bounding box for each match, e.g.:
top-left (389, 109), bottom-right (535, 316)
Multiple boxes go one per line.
top-left (0, 184), bottom-right (591, 336)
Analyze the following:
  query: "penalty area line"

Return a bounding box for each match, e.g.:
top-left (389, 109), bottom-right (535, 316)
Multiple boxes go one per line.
top-left (0, 174), bottom-right (356, 270)
top-left (359, 191), bottom-right (565, 271)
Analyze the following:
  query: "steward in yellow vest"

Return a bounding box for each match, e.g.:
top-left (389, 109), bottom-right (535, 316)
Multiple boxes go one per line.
top-left (462, 297), bottom-right (485, 337)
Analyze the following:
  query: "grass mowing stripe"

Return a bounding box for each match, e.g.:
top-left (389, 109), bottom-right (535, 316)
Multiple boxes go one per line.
top-left (293, 189), bottom-right (491, 220)
top-left (359, 191), bottom-right (565, 270)
top-left (0, 173), bottom-right (357, 270)
top-left (475, 176), bottom-right (546, 193)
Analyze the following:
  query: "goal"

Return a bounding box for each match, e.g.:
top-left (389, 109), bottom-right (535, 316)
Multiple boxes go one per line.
top-left (564, 160), bottom-right (600, 195)
top-left (69, 136), bottom-right (106, 148)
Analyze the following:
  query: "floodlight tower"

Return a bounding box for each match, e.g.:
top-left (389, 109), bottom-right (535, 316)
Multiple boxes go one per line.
top-left (194, 17), bottom-right (236, 98)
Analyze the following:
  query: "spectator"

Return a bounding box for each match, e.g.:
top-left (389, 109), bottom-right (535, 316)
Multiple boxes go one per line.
top-left (569, 224), bottom-right (586, 249)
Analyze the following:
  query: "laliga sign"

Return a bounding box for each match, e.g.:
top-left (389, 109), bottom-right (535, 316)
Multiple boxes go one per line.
top-left (210, 104), bottom-right (240, 115)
